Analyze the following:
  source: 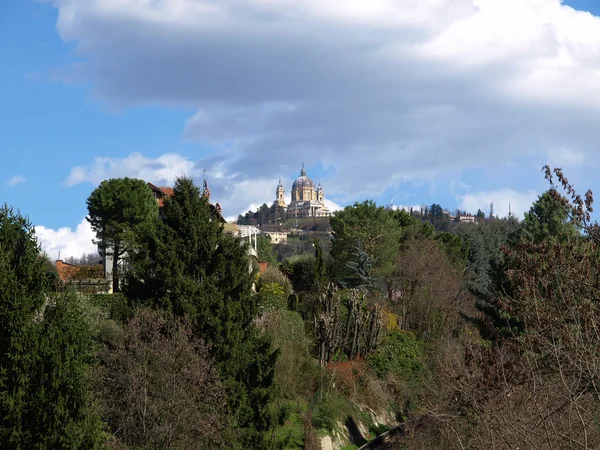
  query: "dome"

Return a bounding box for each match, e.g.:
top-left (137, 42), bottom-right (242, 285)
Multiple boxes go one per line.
top-left (292, 176), bottom-right (315, 191)
top-left (292, 166), bottom-right (315, 191)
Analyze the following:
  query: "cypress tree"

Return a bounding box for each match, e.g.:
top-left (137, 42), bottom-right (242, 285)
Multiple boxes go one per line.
top-left (124, 177), bottom-right (277, 448)
top-left (0, 205), bottom-right (100, 448)
top-left (0, 205), bottom-right (46, 446)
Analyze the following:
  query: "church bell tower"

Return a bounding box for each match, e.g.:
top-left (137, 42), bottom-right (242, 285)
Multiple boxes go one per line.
top-left (317, 182), bottom-right (324, 203)
top-left (276, 178), bottom-right (286, 207)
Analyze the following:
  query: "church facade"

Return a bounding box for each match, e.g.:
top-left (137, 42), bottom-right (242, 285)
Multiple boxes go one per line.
top-left (275, 165), bottom-right (331, 218)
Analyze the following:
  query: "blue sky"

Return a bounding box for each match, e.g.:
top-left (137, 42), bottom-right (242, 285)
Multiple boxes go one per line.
top-left (2, 0), bottom-right (600, 258)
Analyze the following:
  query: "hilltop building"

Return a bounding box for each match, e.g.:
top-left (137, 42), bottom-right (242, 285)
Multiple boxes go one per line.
top-left (274, 165), bottom-right (331, 218)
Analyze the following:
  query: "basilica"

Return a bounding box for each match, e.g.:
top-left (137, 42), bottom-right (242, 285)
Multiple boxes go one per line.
top-left (274, 165), bottom-right (331, 218)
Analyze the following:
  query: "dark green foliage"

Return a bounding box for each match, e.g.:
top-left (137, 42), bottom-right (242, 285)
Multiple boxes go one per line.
top-left (472, 190), bottom-right (580, 340)
top-left (41, 256), bottom-right (59, 291)
top-left (367, 331), bottom-right (424, 380)
top-left (87, 293), bottom-right (132, 324)
top-left (392, 209), bottom-right (435, 239)
top-left (0, 205), bottom-right (100, 448)
top-left (343, 240), bottom-right (376, 289)
top-left (30, 293), bottom-right (102, 449)
top-left (422, 203), bottom-right (452, 231)
top-left (434, 232), bottom-right (468, 269)
top-left (124, 177), bottom-right (277, 448)
top-left (237, 202), bottom-right (287, 226)
top-left (313, 239), bottom-right (328, 291)
top-left (258, 234), bottom-right (279, 265)
top-left (87, 178), bottom-right (158, 292)
top-left (457, 217), bottom-right (521, 338)
top-left (0, 205), bottom-right (48, 447)
top-left (283, 254), bottom-right (318, 294)
top-left (520, 189), bottom-right (578, 244)
top-left (331, 201), bottom-right (401, 283)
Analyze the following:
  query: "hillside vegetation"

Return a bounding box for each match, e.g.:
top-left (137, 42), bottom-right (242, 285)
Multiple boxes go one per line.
top-left (2, 167), bottom-right (600, 449)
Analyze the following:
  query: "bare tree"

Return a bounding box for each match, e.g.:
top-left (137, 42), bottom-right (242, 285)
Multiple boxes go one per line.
top-left (96, 308), bottom-right (226, 449)
top-left (402, 167), bottom-right (600, 449)
top-left (392, 238), bottom-right (470, 340)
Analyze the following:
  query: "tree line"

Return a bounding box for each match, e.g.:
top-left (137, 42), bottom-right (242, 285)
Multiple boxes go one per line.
top-left (2, 166), bottom-right (600, 448)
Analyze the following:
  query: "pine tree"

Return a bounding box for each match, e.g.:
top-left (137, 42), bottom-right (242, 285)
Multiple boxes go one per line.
top-left (520, 189), bottom-right (578, 244)
top-left (124, 177), bottom-right (277, 448)
top-left (87, 178), bottom-right (158, 292)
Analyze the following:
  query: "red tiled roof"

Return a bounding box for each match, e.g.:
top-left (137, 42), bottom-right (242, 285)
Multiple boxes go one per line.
top-left (159, 187), bottom-right (174, 197)
top-left (147, 183), bottom-right (175, 208)
top-left (259, 262), bottom-right (269, 274)
top-left (147, 182), bottom-right (224, 220)
top-left (55, 260), bottom-right (81, 281)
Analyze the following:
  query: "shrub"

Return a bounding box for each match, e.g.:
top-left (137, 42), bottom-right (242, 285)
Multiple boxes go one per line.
top-left (258, 265), bottom-right (293, 296)
top-left (88, 293), bottom-right (132, 323)
top-left (258, 283), bottom-right (288, 312)
top-left (311, 392), bottom-right (353, 432)
top-left (261, 310), bottom-right (319, 399)
top-left (327, 358), bottom-right (371, 398)
top-left (367, 331), bottom-right (424, 379)
top-left (96, 308), bottom-right (226, 448)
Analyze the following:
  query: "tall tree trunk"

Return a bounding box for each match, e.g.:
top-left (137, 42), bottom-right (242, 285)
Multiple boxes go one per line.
top-left (112, 244), bottom-right (120, 293)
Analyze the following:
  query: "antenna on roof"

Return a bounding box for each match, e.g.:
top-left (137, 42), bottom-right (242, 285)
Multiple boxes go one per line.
top-left (202, 168), bottom-right (212, 186)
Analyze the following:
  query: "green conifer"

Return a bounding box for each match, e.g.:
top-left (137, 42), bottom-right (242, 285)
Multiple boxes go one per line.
top-left (124, 177), bottom-right (277, 448)
top-left (0, 205), bottom-right (100, 448)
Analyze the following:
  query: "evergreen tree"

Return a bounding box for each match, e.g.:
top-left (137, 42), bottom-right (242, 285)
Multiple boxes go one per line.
top-left (30, 292), bottom-right (101, 449)
top-left (124, 178), bottom-right (277, 448)
top-left (520, 189), bottom-right (578, 244)
top-left (313, 239), bottom-right (328, 291)
top-left (0, 205), bottom-right (46, 446)
top-left (87, 178), bottom-right (158, 292)
top-left (257, 235), bottom-right (278, 266)
top-left (458, 216), bottom-right (522, 339)
top-left (343, 239), bottom-right (376, 289)
top-left (330, 201), bottom-right (401, 283)
top-left (0, 205), bottom-right (100, 448)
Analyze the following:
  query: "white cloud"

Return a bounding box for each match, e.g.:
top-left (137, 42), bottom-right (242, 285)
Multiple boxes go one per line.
top-left (36, 218), bottom-right (97, 261)
top-left (458, 188), bottom-right (539, 219)
top-left (65, 151), bottom-right (345, 218)
top-left (390, 204), bottom-right (426, 213)
top-left (324, 199), bottom-right (343, 213)
top-left (6, 175), bottom-right (26, 187)
top-left (66, 152), bottom-right (200, 186)
top-left (547, 146), bottom-right (586, 167)
top-left (50, 0), bottom-right (600, 201)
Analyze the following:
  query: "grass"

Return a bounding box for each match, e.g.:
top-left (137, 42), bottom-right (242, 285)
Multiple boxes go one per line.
top-left (272, 400), bottom-right (308, 450)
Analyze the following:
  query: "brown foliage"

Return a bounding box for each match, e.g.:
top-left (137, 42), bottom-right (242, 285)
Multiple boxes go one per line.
top-left (70, 264), bottom-right (104, 280)
top-left (396, 168), bottom-right (600, 449)
top-left (313, 285), bottom-right (383, 367)
top-left (391, 238), bottom-right (474, 340)
top-left (96, 308), bottom-right (226, 449)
